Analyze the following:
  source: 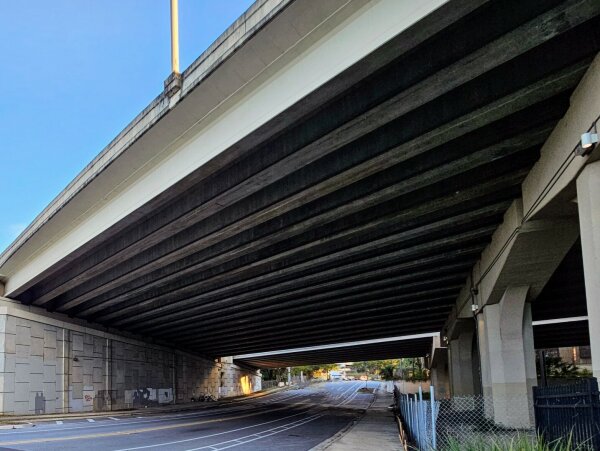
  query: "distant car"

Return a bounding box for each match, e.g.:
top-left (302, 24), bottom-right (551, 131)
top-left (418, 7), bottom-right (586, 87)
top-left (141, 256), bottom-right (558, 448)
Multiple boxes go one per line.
top-left (330, 371), bottom-right (343, 381)
top-left (359, 375), bottom-right (368, 381)
top-left (348, 376), bottom-right (355, 381)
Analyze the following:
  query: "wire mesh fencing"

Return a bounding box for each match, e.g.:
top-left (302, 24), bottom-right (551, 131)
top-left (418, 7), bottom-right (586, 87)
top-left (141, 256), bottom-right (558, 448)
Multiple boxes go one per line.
top-left (395, 386), bottom-right (535, 450)
top-left (260, 379), bottom-right (281, 390)
top-left (435, 394), bottom-right (534, 449)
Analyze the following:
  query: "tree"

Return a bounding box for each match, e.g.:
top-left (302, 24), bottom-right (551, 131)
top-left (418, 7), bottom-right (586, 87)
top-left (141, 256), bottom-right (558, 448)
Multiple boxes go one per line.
top-left (290, 363), bottom-right (339, 379)
top-left (398, 358), bottom-right (429, 381)
top-left (537, 355), bottom-right (592, 379)
top-left (379, 364), bottom-right (396, 381)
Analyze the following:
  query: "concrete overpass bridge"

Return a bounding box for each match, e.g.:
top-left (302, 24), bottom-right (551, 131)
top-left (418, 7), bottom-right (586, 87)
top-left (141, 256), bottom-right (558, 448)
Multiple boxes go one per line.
top-left (0, 0), bottom-right (599, 422)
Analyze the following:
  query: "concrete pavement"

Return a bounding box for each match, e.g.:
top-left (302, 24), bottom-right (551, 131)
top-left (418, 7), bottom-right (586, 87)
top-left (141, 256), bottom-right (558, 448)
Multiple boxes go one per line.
top-left (318, 384), bottom-right (401, 451)
top-left (0, 381), bottom-right (378, 450)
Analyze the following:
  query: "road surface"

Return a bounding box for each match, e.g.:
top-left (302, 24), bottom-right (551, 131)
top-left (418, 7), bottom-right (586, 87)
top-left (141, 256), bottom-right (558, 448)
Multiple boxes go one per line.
top-left (0, 381), bottom-right (379, 450)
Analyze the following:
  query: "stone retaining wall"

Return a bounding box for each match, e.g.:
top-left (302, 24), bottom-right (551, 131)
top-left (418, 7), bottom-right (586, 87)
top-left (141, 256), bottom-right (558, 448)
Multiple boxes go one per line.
top-left (0, 313), bottom-right (260, 415)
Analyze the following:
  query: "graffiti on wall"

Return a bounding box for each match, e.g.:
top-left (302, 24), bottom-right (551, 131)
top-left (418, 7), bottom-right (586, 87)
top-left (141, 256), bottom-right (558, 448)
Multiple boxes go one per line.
top-left (124, 388), bottom-right (174, 408)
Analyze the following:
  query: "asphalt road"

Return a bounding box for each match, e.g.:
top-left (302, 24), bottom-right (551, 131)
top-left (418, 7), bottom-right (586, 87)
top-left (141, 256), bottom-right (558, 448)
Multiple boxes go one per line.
top-left (0, 381), bottom-right (378, 451)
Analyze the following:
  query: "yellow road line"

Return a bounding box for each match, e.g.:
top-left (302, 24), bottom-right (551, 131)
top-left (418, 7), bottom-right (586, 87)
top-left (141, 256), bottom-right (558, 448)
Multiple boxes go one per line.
top-left (0, 404), bottom-right (311, 446)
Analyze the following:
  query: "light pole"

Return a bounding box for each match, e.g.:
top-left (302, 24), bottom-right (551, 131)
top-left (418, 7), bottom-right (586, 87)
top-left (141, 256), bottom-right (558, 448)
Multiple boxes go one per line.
top-left (164, 0), bottom-right (182, 96)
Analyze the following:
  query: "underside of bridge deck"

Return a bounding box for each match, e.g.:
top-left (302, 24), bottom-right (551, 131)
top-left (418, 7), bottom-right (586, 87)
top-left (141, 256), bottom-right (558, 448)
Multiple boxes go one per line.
top-left (233, 336), bottom-right (435, 368)
top-left (532, 239), bottom-right (591, 349)
top-left (9, 0), bottom-right (600, 357)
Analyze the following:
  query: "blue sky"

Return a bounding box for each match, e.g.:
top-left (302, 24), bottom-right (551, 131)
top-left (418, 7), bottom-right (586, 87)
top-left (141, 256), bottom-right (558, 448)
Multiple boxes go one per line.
top-left (0, 0), bottom-right (254, 253)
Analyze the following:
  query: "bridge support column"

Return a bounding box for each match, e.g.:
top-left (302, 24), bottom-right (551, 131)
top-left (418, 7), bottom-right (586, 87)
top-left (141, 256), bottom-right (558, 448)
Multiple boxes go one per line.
top-left (577, 160), bottom-right (600, 379)
top-left (477, 286), bottom-right (536, 428)
top-left (448, 321), bottom-right (478, 396)
top-left (430, 346), bottom-right (450, 399)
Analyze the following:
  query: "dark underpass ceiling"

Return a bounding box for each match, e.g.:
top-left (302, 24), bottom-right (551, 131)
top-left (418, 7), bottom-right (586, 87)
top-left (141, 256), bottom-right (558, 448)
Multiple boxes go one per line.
top-left (233, 336), bottom-right (435, 368)
top-left (532, 239), bottom-right (590, 349)
top-left (12, 0), bottom-right (600, 358)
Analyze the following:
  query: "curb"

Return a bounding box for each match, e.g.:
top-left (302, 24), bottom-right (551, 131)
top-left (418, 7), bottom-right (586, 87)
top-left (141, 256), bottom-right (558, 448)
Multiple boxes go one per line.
top-left (309, 384), bottom-right (380, 451)
top-left (309, 413), bottom-right (363, 451)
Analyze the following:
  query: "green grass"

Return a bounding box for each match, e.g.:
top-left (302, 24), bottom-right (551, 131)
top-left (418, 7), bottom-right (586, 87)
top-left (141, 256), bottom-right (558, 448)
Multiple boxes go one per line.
top-left (442, 433), bottom-right (584, 451)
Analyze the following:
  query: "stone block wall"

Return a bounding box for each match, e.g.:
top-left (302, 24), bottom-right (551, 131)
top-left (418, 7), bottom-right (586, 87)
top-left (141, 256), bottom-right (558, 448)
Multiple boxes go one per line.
top-left (0, 310), bottom-right (261, 415)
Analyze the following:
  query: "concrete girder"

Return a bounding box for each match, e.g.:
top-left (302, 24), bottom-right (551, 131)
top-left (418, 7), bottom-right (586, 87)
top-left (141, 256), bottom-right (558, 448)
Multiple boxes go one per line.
top-left (126, 251), bottom-right (482, 333)
top-left (112, 246), bottom-right (484, 334)
top-left (523, 54), bottom-right (600, 219)
top-left (187, 320), bottom-right (448, 357)
top-left (454, 201), bottom-right (580, 318)
top-left (126, 246), bottom-right (483, 328)
top-left (7, 0), bottom-right (455, 298)
top-left (1, 0), bottom-right (599, 360)
top-left (99, 208), bottom-right (504, 326)
top-left (62, 129), bottom-right (543, 318)
top-left (28, 0), bottom-right (597, 306)
top-left (234, 336), bottom-right (436, 368)
top-left (141, 291), bottom-right (459, 339)
top-left (453, 53), bottom-right (600, 319)
top-left (177, 308), bottom-right (453, 350)
top-left (153, 279), bottom-right (463, 341)
top-left (80, 157), bottom-right (529, 322)
top-left (55, 121), bottom-right (547, 315)
top-left (134, 267), bottom-right (468, 336)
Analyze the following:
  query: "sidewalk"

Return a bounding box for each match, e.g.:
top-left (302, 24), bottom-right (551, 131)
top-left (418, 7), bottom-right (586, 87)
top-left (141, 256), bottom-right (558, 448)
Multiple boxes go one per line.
top-left (318, 385), bottom-right (402, 451)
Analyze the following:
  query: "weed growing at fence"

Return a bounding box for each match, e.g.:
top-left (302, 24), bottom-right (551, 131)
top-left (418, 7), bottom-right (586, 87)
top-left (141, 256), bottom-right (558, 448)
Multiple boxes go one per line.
top-left (443, 433), bottom-right (584, 451)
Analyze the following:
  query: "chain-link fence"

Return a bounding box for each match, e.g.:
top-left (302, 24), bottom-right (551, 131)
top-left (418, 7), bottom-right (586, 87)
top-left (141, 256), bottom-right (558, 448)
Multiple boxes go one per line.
top-left (395, 386), bottom-right (535, 450)
top-left (260, 380), bottom-right (281, 390)
top-left (436, 394), bottom-right (534, 449)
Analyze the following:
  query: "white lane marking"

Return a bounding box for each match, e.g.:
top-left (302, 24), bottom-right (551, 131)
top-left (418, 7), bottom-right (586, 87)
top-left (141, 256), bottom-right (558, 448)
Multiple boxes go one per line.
top-left (339, 391), bottom-right (359, 406)
top-left (109, 417), bottom-right (120, 421)
top-left (0, 390), bottom-right (309, 438)
top-left (112, 408), bottom-right (317, 451)
top-left (183, 413), bottom-right (323, 450)
top-left (0, 405), bottom-right (273, 436)
top-left (55, 421), bottom-right (63, 425)
top-left (86, 419), bottom-right (95, 423)
top-left (331, 381), bottom-right (358, 402)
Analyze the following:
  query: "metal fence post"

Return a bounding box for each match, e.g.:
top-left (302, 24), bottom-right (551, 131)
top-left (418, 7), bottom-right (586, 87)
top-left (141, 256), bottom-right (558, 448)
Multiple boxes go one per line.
top-left (431, 385), bottom-right (437, 450)
top-left (418, 386), bottom-right (424, 448)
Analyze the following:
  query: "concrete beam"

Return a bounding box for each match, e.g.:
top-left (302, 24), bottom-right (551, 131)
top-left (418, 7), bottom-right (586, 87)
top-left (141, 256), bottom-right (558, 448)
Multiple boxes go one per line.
top-left (25, 0), bottom-right (595, 307)
top-left (234, 333), bottom-right (437, 360)
top-left (131, 251), bottom-right (478, 334)
top-left (453, 54), bottom-right (600, 320)
top-left (522, 53), bottom-right (600, 219)
top-left (107, 217), bottom-right (499, 328)
top-left (576, 160), bottom-right (600, 378)
top-left (4, 0), bottom-right (452, 297)
top-left (138, 269), bottom-right (466, 337)
top-left (455, 201), bottom-right (579, 317)
top-left (56, 127), bottom-right (542, 314)
top-left (191, 322), bottom-right (445, 357)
